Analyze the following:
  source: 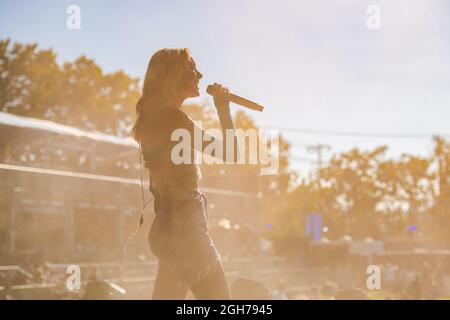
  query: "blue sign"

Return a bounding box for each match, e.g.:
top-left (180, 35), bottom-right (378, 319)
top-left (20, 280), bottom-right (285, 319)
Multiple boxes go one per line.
top-left (305, 213), bottom-right (322, 240)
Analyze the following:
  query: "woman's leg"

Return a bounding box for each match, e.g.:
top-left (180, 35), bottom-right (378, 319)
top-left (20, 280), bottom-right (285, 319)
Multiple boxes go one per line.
top-left (190, 259), bottom-right (231, 300)
top-left (152, 259), bottom-right (190, 300)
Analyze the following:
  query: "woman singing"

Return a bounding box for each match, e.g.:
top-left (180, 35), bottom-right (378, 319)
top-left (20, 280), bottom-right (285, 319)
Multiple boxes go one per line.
top-left (133, 48), bottom-right (239, 299)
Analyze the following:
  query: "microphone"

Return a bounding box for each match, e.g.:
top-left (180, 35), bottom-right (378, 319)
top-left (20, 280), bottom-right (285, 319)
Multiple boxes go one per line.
top-left (206, 84), bottom-right (264, 112)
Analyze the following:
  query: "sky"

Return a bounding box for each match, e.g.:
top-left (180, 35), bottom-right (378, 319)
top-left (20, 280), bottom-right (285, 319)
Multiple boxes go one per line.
top-left (1, 0), bottom-right (449, 174)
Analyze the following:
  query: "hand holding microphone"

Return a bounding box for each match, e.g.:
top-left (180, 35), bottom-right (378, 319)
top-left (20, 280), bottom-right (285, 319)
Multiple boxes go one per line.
top-left (208, 82), bottom-right (231, 114)
top-left (207, 83), bottom-right (264, 113)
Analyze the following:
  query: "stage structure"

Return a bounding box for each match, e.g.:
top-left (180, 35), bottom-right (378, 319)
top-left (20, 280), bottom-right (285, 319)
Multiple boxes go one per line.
top-left (0, 112), bottom-right (260, 264)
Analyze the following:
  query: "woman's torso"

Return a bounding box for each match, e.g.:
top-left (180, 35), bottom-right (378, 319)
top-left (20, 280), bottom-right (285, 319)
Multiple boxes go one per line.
top-left (140, 105), bottom-right (201, 197)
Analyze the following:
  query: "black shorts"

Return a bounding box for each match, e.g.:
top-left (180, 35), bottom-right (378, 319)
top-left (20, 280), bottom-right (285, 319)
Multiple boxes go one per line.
top-left (148, 190), bottom-right (220, 283)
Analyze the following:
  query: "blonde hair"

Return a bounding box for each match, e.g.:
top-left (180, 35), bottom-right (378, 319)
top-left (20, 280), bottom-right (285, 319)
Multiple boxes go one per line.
top-left (133, 48), bottom-right (192, 142)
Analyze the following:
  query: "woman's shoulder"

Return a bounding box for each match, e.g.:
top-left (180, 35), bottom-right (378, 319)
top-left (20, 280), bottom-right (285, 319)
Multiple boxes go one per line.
top-left (157, 107), bottom-right (193, 129)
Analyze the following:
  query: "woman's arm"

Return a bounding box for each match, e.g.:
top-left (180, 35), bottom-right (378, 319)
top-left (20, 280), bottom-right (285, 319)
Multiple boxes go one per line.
top-left (195, 83), bottom-right (240, 162)
top-left (142, 86), bottom-right (241, 164)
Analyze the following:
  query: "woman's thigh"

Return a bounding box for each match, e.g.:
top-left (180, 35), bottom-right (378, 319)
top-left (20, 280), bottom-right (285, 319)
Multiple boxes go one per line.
top-left (152, 260), bottom-right (190, 300)
top-left (190, 259), bottom-right (231, 300)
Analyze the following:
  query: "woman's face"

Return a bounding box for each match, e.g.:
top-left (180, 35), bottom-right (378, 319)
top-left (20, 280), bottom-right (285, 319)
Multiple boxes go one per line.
top-left (177, 56), bottom-right (203, 99)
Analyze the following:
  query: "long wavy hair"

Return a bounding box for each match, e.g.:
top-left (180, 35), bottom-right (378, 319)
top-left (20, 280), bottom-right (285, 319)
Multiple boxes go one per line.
top-left (133, 48), bottom-right (192, 142)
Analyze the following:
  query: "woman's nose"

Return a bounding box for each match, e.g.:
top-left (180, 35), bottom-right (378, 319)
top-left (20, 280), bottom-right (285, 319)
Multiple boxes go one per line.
top-left (196, 69), bottom-right (203, 79)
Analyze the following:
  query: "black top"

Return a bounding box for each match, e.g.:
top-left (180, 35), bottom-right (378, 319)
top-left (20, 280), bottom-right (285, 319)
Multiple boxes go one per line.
top-left (140, 106), bottom-right (202, 196)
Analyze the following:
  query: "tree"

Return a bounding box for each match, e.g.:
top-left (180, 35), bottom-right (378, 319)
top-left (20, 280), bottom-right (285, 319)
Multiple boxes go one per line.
top-left (0, 39), bottom-right (140, 136)
top-left (317, 147), bottom-right (387, 238)
top-left (431, 137), bottom-right (450, 244)
top-left (0, 39), bottom-right (63, 117)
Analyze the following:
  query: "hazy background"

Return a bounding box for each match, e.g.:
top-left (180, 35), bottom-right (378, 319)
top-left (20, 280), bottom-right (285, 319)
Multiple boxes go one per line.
top-left (1, 0), bottom-right (450, 300)
top-left (1, 0), bottom-right (449, 174)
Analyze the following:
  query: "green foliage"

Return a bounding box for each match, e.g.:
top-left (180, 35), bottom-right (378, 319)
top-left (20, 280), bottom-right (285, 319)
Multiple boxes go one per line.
top-left (2, 39), bottom-right (448, 244)
top-left (0, 39), bottom-right (140, 136)
top-left (270, 139), bottom-right (450, 243)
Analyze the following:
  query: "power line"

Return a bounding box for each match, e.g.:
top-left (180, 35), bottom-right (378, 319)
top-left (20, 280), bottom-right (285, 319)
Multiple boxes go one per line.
top-left (290, 156), bottom-right (331, 167)
top-left (283, 140), bottom-right (312, 148)
top-left (262, 126), bottom-right (450, 139)
top-left (307, 144), bottom-right (332, 177)
top-left (290, 156), bottom-right (320, 164)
